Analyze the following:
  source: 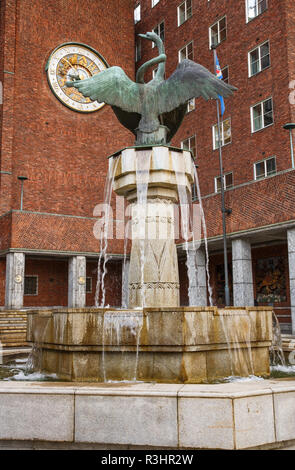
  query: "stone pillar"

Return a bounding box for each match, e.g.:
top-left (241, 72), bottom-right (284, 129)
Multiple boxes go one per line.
top-left (287, 228), bottom-right (295, 334)
top-left (194, 247), bottom-right (208, 306)
top-left (232, 239), bottom-right (254, 307)
top-left (5, 252), bottom-right (25, 309)
top-left (68, 256), bottom-right (86, 308)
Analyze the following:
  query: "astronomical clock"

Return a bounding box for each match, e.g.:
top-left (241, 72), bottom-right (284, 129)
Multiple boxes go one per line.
top-left (46, 42), bottom-right (108, 113)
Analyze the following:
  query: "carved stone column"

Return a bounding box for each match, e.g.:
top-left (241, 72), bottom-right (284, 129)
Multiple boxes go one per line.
top-left (68, 256), bottom-right (86, 308)
top-left (5, 252), bottom-right (25, 309)
top-left (111, 146), bottom-right (194, 308)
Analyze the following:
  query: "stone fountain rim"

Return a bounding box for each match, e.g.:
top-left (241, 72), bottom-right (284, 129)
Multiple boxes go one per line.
top-left (107, 144), bottom-right (195, 161)
top-left (25, 306), bottom-right (274, 315)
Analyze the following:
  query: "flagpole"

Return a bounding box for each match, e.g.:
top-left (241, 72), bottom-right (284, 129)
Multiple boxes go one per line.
top-left (212, 45), bottom-right (231, 307)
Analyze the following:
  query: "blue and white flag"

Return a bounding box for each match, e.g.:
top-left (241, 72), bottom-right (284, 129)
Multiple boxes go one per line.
top-left (215, 54), bottom-right (225, 116)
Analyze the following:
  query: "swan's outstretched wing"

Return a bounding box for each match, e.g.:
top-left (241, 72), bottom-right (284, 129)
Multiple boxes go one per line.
top-left (66, 66), bottom-right (141, 113)
top-left (161, 104), bottom-right (187, 142)
top-left (156, 59), bottom-right (237, 114)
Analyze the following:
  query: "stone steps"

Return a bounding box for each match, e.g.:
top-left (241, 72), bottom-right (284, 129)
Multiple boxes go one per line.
top-left (281, 335), bottom-right (295, 351)
top-left (0, 312), bottom-right (28, 348)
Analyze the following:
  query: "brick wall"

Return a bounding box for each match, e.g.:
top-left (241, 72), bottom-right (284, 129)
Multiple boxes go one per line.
top-left (22, 257), bottom-right (122, 308)
top-left (0, 0), bottom-right (135, 248)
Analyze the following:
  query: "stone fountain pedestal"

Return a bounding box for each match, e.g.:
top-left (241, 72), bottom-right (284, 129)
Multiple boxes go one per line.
top-left (111, 145), bottom-right (195, 308)
top-left (27, 146), bottom-right (273, 383)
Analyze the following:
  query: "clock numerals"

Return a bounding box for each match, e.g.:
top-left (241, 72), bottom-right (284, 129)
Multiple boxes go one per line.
top-left (47, 43), bottom-right (107, 113)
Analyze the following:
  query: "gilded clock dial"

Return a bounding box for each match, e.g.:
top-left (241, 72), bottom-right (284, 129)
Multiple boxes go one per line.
top-left (46, 43), bottom-right (108, 113)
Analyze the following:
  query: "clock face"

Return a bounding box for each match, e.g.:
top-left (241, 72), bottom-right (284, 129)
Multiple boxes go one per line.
top-left (46, 43), bottom-right (108, 113)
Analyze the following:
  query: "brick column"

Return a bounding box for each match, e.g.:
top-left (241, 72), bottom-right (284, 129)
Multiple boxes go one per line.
top-left (232, 239), bottom-right (254, 307)
top-left (5, 252), bottom-right (25, 309)
top-left (68, 256), bottom-right (86, 308)
top-left (287, 228), bottom-right (295, 334)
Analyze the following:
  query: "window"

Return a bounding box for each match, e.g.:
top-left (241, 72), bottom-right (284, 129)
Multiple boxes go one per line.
top-left (216, 263), bottom-right (233, 305)
top-left (251, 97), bottom-right (273, 132)
top-left (24, 276), bottom-right (38, 296)
top-left (179, 41), bottom-right (193, 62)
top-left (222, 66), bottom-right (229, 84)
top-left (186, 98), bottom-right (195, 113)
top-left (213, 118), bottom-right (231, 149)
top-left (254, 156), bottom-right (276, 180)
top-left (134, 4), bottom-right (141, 24)
top-left (209, 16), bottom-right (227, 48)
top-left (86, 277), bottom-right (92, 293)
top-left (246, 0), bottom-right (267, 22)
top-left (215, 172), bottom-right (233, 193)
top-left (135, 41), bottom-right (141, 62)
top-left (248, 41), bottom-right (270, 76)
top-left (152, 21), bottom-right (164, 48)
top-left (178, 0), bottom-right (192, 26)
top-left (181, 135), bottom-right (196, 157)
top-left (152, 0), bottom-right (160, 6)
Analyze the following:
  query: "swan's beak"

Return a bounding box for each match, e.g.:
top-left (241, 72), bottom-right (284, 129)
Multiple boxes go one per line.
top-left (138, 33), bottom-right (150, 40)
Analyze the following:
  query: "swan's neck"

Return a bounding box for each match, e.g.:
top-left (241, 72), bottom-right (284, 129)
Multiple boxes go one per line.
top-left (136, 53), bottom-right (166, 84)
top-left (136, 36), bottom-right (166, 84)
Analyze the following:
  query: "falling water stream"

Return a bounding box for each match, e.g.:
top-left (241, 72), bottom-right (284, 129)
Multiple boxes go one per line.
top-left (172, 154), bottom-right (213, 306)
top-left (135, 149), bottom-right (152, 308)
top-left (193, 165), bottom-right (213, 306)
top-left (95, 157), bottom-right (120, 308)
top-left (102, 311), bottom-right (143, 382)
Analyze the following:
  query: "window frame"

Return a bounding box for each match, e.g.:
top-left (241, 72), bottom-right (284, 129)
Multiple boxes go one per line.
top-left (177, 0), bottom-right (192, 27)
top-left (221, 66), bottom-right (229, 84)
top-left (152, 0), bottom-right (160, 7)
top-left (246, 0), bottom-right (268, 23)
top-left (24, 275), bottom-right (38, 296)
top-left (86, 277), bottom-right (93, 293)
top-left (178, 41), bottom-right (194, 63)
top-left (214, 172), bottom-right (234, 193)
top-left (248, 40), bottom-right (270, 77)
top-left (250, 97), bottom-right (274, 133)
top-left (254, 156), bottom-right (276, 180)
top-left (135, 40), bottom-right (141, 62)
top-left (181, 135), bottom-right (196, 157)
top-left (209, 15), bottom-right (227, 49)
top-left (212, 117), bottom-right (232, 150)
top-left (186, 98), bottom-right (195, 113)
top-left (134, 4), bottom-right (141, 24)
top-left (152, 21), bottom-right (165, 48)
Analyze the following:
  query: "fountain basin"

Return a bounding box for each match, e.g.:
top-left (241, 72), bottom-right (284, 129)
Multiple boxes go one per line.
top-left (27, 307), bottom-right (273, 383)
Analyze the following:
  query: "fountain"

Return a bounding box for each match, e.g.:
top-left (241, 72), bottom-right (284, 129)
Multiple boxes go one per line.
top-left (2, 33), bottom-right (295, 452)
top-left (26, 32), bottom-right (273, 383)
top-left (26, 145), bottom-right (272, 382)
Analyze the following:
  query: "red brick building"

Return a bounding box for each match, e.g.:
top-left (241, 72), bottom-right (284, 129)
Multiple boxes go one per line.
top-left (0, 0), bottom-right (134, 309)
top-left (135, 0), bottom-right (295, 333)
top-left (0, 0), bottom-right (295, 334)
